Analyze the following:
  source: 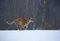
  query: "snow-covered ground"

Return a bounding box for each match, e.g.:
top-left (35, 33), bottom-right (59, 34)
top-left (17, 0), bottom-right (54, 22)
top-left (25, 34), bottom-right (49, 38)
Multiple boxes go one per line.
top-left (0, 30), bottom-right (60, 41)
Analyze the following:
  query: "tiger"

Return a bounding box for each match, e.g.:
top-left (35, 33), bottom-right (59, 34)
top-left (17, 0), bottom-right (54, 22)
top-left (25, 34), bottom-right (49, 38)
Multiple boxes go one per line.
top-left (44, 23), bottom-right (53, 30)
top-left (6, 18), bottom-right (34, 30)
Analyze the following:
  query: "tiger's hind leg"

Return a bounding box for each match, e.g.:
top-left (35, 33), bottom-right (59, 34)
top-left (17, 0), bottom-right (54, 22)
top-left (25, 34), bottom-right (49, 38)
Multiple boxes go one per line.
top-left (14, 23), bottom-right (19, 30)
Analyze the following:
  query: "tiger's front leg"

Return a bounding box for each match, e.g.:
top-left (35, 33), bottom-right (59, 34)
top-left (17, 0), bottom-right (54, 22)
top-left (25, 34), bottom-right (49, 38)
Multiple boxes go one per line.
top-left (26, 25), bottom-right (28, 29)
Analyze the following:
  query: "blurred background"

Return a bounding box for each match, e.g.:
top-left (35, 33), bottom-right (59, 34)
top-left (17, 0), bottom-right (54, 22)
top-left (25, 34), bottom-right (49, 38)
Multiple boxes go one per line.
top-left (0, 0), bottom-right (60, 30)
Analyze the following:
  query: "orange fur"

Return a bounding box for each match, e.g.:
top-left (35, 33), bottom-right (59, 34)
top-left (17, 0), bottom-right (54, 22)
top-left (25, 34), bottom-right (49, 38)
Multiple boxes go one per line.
top-left (6, 18), bottom-right (33, 30)
top-left (44, 23), bottom-right (53, 30)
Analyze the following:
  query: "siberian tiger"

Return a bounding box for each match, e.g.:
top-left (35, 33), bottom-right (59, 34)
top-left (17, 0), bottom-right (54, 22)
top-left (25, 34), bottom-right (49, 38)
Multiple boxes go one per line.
top-left (6, 18), bottom-right (33, 30)
top-left (44, 23), bottom-right (53, 30)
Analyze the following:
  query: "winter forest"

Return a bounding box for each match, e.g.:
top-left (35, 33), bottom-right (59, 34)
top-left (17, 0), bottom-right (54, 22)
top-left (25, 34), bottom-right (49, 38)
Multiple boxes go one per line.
top-left (0, 0), bottom-right (60, 30)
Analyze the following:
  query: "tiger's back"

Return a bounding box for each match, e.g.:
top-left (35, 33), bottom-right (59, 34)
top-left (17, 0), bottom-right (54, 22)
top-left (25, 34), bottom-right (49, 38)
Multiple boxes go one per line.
top-left (14, 18), bottom-right (30, 25)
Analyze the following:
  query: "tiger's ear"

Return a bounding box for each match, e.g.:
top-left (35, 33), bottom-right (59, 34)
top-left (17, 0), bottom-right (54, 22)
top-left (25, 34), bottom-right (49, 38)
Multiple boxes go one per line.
top-left (29, 18), bottom-right (31, 19)
top-left (29, 17), bottom-right (32, 19)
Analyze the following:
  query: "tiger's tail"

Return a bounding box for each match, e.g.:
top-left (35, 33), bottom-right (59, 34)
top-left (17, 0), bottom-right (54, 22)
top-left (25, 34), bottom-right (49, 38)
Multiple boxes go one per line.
top-left (6, 21), bottom-right (14, 25)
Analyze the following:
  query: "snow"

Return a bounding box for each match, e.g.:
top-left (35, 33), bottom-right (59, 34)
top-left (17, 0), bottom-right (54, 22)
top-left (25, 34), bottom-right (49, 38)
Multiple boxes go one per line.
top-left (0, 30), bottom-right (60, 41)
